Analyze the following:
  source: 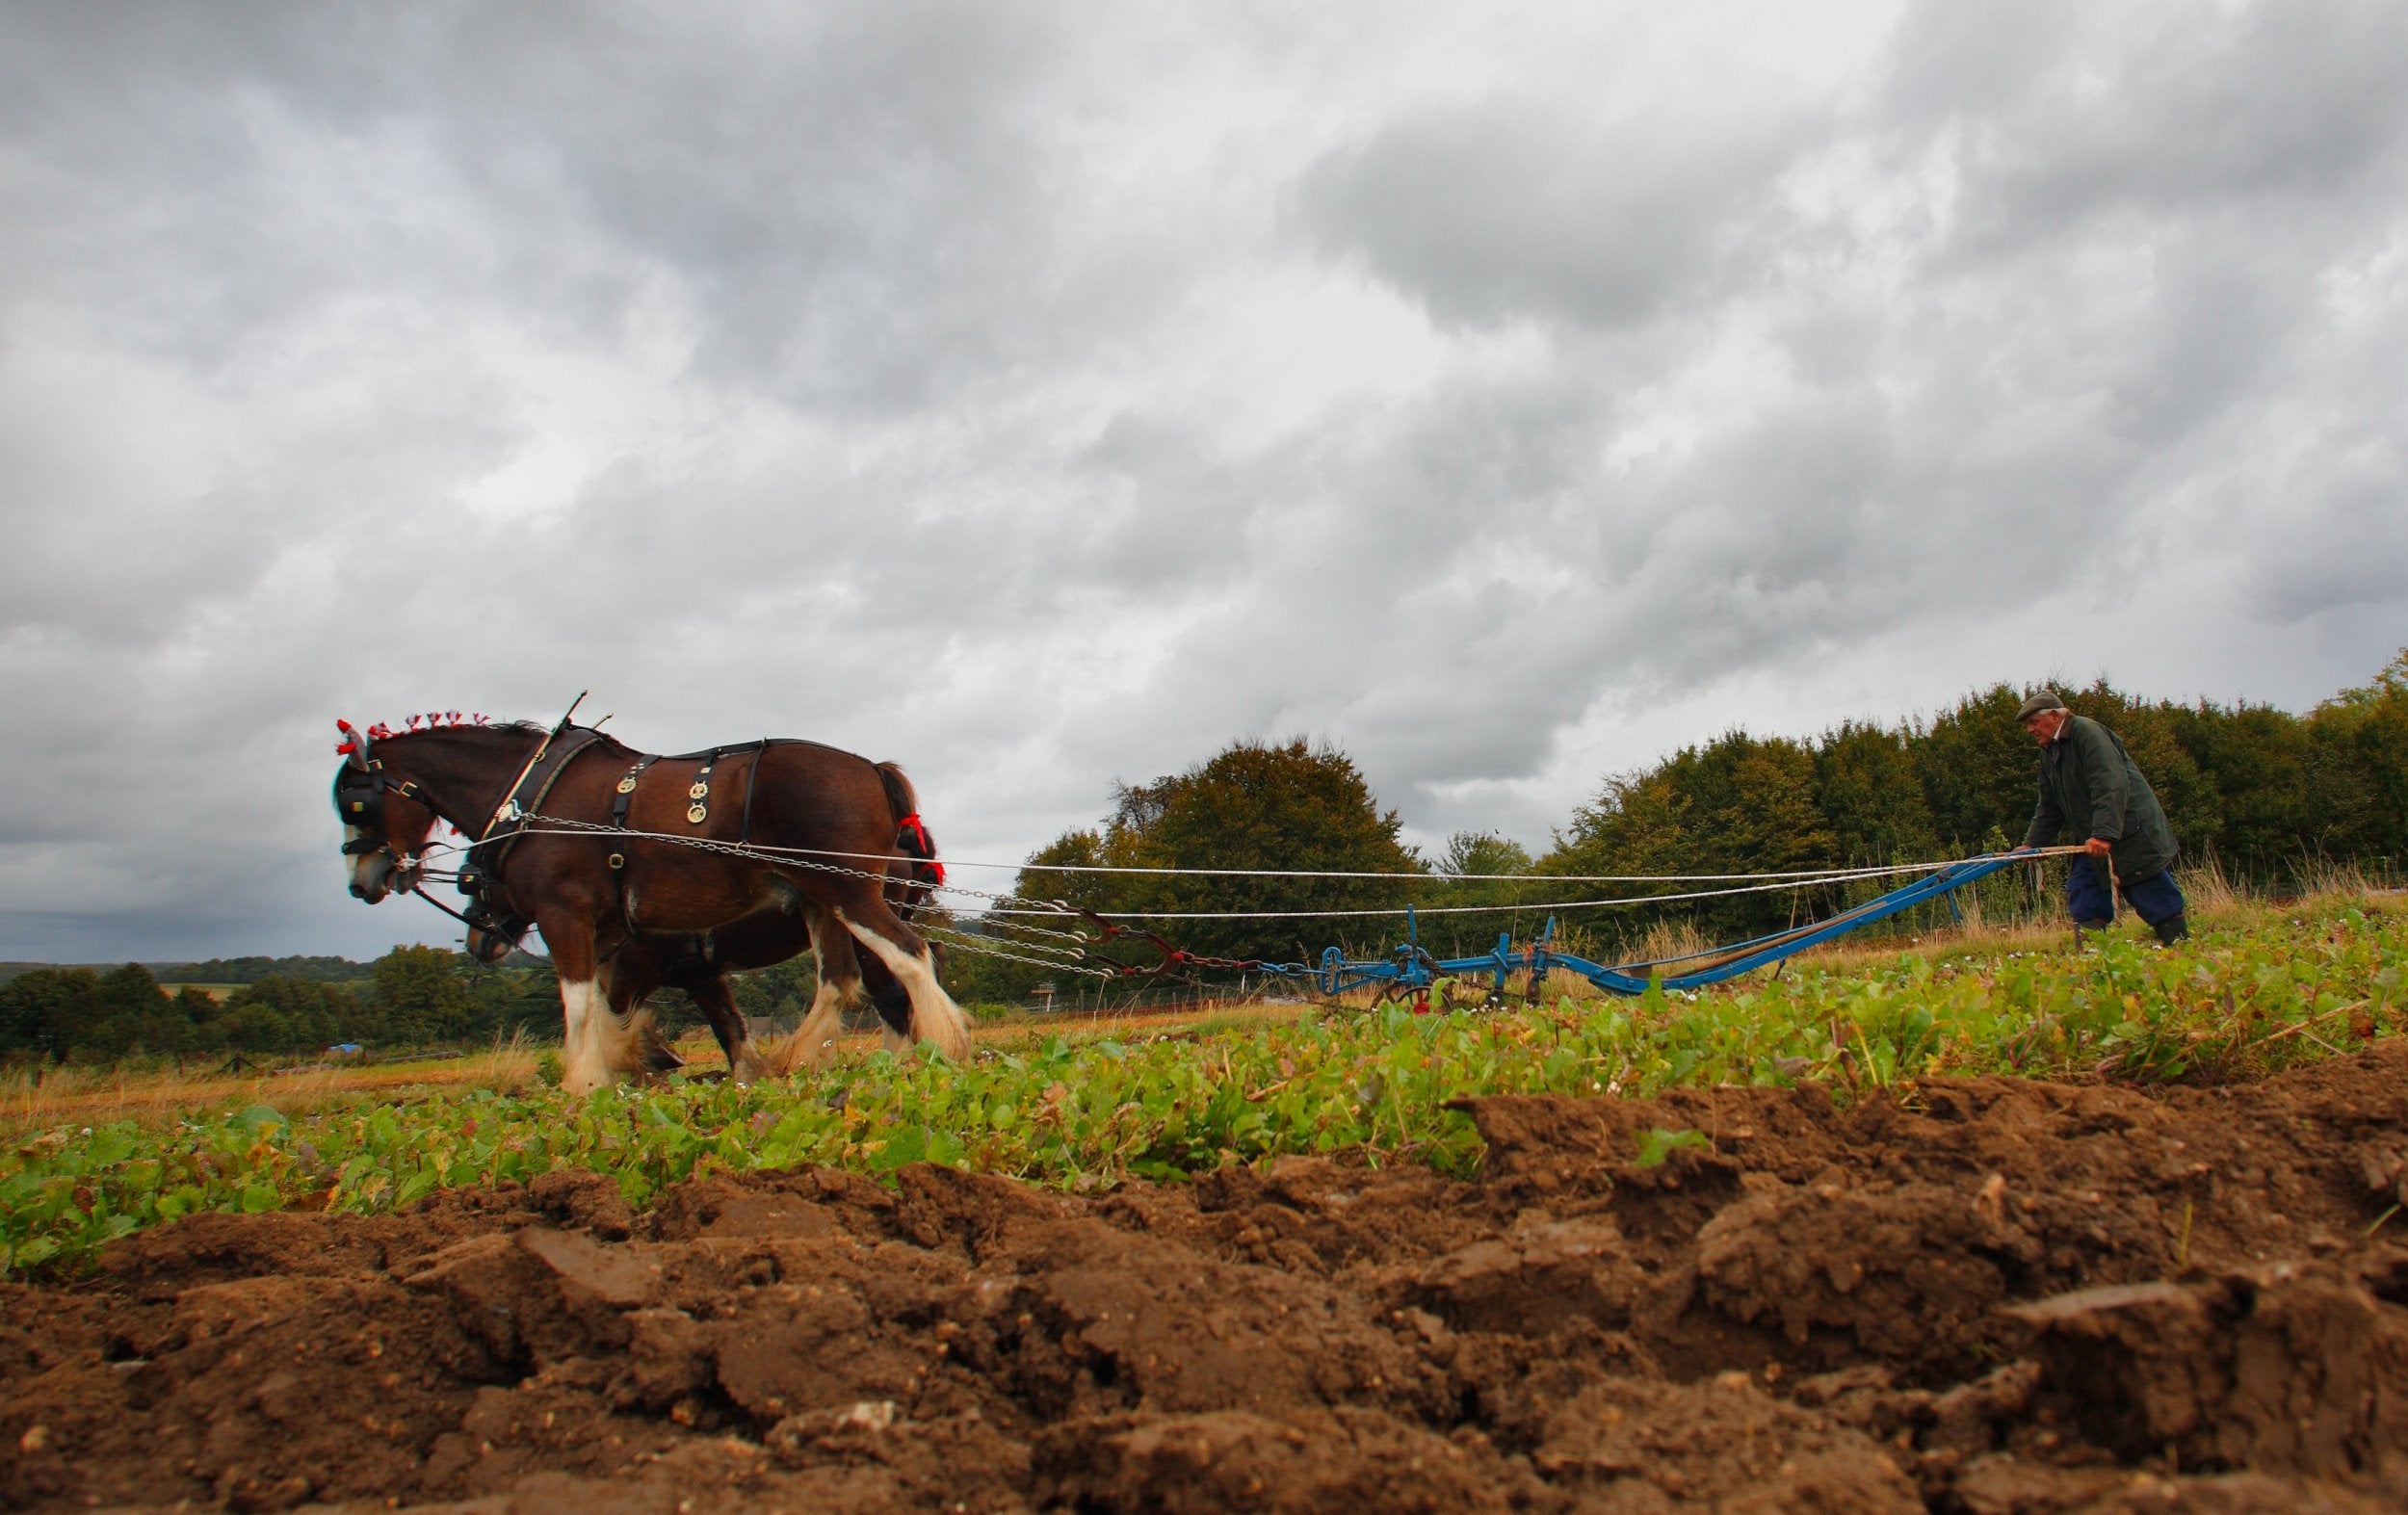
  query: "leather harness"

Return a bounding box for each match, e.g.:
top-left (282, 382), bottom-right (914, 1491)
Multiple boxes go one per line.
top-left (453, 726), bottom-right (607, 959)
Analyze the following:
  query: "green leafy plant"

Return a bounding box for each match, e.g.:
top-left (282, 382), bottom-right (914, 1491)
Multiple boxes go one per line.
top-left (1632, 1127), bottom-right (1712, 1168)
top-left (2, 898), bottom-right (2396, 1280)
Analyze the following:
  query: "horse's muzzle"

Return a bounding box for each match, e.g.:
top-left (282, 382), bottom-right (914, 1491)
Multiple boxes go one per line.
top-left (349, 851), bottom-right (403, 902)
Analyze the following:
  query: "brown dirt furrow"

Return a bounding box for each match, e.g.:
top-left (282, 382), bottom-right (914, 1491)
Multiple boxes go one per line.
top-left (3, 1041), bottom-right (2406, 1512)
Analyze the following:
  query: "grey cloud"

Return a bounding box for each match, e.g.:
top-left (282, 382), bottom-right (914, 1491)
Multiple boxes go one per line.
top-left (4, 3), bottom-right (2404, 960)
top-left (1293, 96), bottom-right (1806, 330)
top-left (1880, 0), bottom-right (2408, 225)
top-left (0, 4), bottom-right (1142, 414)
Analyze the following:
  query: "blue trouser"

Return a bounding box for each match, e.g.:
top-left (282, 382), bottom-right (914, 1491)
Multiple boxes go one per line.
top-left (2066, 857), bottom-right (2186, 929)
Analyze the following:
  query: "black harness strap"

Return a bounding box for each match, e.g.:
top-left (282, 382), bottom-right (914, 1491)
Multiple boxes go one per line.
top-left (738, 738), bottom-right (770, 844)
top-left (455, 727), bottom-right (606, 959)
top-left (610, 755), bottom-right (658, 833)
top-left (480, 727), bottom-right (607, 869)
top-left (605, 752), bottom-right (660, 931)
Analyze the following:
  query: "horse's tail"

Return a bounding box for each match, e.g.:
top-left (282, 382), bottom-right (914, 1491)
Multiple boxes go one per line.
top-left (874, 761), bottom-right (919, 824)
top-left (875, 762), bottom-right (946, 906)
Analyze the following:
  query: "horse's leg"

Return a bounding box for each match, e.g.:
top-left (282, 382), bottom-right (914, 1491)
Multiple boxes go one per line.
top-left (543, 912), bottom-right (670, 1093)
top-left (688, 975), bottom-right (765, 1083)
top-left (600, 955), bottom-right (686, 1078)
top-left (754, 906), bottom-right (867, 1074)
top-left (857, 950), bottom-right (914, 1057)
top-left (543, 914), bottom-right (615, 1095)
top-left (830, 894), bottom-right (973, 1060)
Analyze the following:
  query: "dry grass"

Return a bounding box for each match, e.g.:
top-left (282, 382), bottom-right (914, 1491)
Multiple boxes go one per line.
top-left (2178, 854), bottom-right (2245, 915)
top-left (672, 994), bottom-right (1325, 1065)
top-left (2290, 854), bottom-right (2388, 900)
top-left (0, 1038), bottom-right (542, 1140)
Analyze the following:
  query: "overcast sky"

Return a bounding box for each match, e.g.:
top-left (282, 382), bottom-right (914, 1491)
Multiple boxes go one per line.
top-left (3, 1), bottom-right (2402, 963)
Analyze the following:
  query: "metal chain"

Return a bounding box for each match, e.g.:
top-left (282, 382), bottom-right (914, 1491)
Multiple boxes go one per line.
top-left (976, 912), bottom-right (1106, 949)
top-left (925, 923), bottom-right (1089, 965)
top-left (923, 927), bottom-right (1117, 978)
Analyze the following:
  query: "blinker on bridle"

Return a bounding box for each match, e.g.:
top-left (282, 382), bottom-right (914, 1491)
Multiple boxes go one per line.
top-left (331, 721), bottom-right (424, 858)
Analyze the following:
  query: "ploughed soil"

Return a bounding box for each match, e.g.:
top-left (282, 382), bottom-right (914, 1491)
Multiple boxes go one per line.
top-left (8, 1046), bottom-right (2408, 1513)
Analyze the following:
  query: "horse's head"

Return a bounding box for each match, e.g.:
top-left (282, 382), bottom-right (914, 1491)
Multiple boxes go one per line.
top-left (332, 722), bottom-right (437, 903)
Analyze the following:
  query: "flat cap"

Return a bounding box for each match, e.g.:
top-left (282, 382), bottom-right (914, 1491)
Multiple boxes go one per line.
top-left (2016, 691), bottom-right (2067, 721)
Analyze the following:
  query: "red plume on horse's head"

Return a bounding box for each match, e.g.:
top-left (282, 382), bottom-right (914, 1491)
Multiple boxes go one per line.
top-left (337, 711), bottom-right (494, 750)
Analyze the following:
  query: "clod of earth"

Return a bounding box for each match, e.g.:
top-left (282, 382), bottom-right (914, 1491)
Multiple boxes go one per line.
top-left (5, 1043), bottom-right (2408, 1511)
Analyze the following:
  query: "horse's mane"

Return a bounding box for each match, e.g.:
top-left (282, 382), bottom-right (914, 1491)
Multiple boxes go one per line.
top-left (378, 718), bottom-right (633, 755)
top-left (343, 712), bottom-right (529, 742)
top-left (354, 718), bottom-right (835, 768)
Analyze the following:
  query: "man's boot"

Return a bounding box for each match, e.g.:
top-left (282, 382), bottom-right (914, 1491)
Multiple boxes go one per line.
top-left (2153, 913), bottom-right (2189, 946)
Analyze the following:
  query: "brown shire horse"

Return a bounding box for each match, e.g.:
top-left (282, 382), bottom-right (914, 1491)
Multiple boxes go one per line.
top-left (335, 718), bottom-right (971, 1092)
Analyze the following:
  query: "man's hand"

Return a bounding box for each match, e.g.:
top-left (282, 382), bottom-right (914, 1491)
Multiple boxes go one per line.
top-left (2083, 836), bottom-right (2114, 857)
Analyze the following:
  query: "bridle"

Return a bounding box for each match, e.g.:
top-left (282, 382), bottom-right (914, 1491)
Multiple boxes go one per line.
top-left (332, 718), bottom-right (542, 960)
top-left (333, 726), bottom-right (433, 892)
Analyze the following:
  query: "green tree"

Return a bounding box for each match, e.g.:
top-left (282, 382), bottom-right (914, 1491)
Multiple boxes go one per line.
top-left (1426, 831), bottom-right (1539, 957)
top-left (1916, 684), bottom-right (2040, 856)
top-left (1009, 740), bottom-right (1423, 970)
top-left (1815, 720), bottom-right (1940, 866)
top-left (2305, 649), bottom-right (2408, 868)
top-left (1548, 735), bottom-right (1837, 938)
top-left (214, 1000), bottom-right (294, 1055)
top-left (0, 968), bottom-right (99, 1063)
top-left (218, 977), bottom-right (358, 1054)
top-left (1549, 767), bottom-right (1691, 882)
top-left (367, 945), bottom-right (473, 1047)
top-left (170, 986), bottom-right (220, 1047)
top-left (86, 963), bottom-right (179, 1058)
top-left (2166, 701), bottom-right (2316, 877)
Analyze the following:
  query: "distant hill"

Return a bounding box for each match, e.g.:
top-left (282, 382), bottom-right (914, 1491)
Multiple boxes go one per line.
top-left (153, 954), bottom-right (374, 984)
top-left (0, 950), bottom-right (556, 985)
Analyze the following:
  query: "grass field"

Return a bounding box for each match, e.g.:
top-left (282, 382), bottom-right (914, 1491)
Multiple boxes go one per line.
top-left (2, 889), bottom-right (2398, 1278)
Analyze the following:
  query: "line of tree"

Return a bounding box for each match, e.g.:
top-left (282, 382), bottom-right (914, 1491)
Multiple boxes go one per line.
top-left (942, 650), bottom-right (2406, 999)
top-left (0, 947), bottom-right (564, 1066)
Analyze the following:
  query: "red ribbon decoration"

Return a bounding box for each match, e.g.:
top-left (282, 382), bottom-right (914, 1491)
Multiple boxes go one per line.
top-left (894, 812), bottom-right (946, 886)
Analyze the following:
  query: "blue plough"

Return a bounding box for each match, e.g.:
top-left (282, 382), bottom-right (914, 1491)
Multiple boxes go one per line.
top-left (1312, 853), bottom-right (2026, 1003)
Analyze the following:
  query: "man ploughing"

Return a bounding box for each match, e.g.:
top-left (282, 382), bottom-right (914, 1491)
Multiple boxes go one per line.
top-left (2010, 691), bottom-right (2188, 945)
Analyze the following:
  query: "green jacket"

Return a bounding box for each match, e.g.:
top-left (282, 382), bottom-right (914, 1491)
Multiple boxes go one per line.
top-left (2023, 714), bottom-right (2180, 879)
